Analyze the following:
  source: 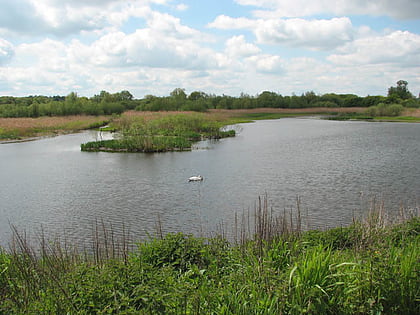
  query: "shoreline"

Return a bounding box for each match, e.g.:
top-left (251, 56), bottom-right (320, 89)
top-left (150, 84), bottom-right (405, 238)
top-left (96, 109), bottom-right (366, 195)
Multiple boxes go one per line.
top-left (1, 108), bottom-right (419, 143)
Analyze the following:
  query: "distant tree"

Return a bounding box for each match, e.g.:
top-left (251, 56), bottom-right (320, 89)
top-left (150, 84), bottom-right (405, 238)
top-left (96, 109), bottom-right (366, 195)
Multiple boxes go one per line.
top-left (117, 90), bottom-right (133, 101)
top-left (257, 91), bottom-right (278, 107)
top-left (361, 95), bottom-right (385, 107)
top-left (30, 102), bottom-right (40, 117)
top-left (170, 88), bottom-right (187, 99)
top-left (65, 92), bottom-right (78, 104)
top-left (303, 91), bottom-right (318, 105)
top-left (387, 80), bottom-right (413, 100)
top-left (343, 95), bottom-right (362, 107)
top-left (188, 91), bottom-right (207, 101)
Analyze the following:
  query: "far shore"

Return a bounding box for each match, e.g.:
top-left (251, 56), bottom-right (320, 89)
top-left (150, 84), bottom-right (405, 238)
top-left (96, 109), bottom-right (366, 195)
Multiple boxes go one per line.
top-left (1, 107), bottom-right (419, 142)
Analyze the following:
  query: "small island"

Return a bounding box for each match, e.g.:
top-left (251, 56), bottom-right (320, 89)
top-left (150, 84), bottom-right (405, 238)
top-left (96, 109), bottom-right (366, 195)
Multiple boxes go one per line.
top-left (80, 113), bottom-right (236, 153)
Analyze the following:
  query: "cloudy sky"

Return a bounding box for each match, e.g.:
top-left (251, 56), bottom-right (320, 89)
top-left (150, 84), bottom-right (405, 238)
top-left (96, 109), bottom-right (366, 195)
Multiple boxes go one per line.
top-left (0, 0), bottom-right (419, 98)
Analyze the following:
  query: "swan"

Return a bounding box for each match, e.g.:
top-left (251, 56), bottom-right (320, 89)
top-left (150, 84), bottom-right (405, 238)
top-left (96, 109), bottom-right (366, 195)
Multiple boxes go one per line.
top-left (188, 175), bottom-right (203, 182)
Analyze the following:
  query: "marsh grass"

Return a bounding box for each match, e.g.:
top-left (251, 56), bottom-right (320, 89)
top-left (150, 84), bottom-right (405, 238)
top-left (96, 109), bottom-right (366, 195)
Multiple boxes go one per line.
top-left (81, 112), bottom-right (236, 152)
top-left (1, 197), bottom-right (419, 314)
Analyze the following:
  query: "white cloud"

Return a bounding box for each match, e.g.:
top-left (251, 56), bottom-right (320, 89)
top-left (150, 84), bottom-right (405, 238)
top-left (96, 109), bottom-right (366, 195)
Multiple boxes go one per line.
top-left (210, 16), bottom-right (355, 50)
top-left (66, 10), bottom-right (217, 71)
top-left (0, 0), bottom-right (419, 98)
top-left (0, 0), bottom-right (172, 37)
top-left (145, 11), bottom-right (201, 39)
top-left (175, 4), bottom-right (189, 11)
top-left (254, 17), bottom-right (354, 50)
top-left (225, 35), bottom-right (261, 57)
top-left (0, 39), bottom-right (14, 65)
top-left (207, 15), bottom-right (256, 29)
top-left (235, 0), bottom-right (420, 20)
top-left (328, 31), bottom-right (420, 66)
top-left (245, 54), bottom-right (284, 73)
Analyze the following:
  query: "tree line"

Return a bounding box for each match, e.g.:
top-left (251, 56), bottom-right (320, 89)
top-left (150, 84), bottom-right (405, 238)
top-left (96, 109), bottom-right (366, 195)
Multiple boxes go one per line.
top-left (0, 81), bottom-right (418, 118)
top-left (0, 91), bottom-right (136, 118)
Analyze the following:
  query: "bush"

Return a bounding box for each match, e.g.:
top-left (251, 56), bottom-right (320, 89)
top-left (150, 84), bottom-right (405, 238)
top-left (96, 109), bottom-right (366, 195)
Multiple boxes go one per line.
top-left (135, 233), bottom-right (211, 271)
top-left (365, 103), bottom-right (404, 117)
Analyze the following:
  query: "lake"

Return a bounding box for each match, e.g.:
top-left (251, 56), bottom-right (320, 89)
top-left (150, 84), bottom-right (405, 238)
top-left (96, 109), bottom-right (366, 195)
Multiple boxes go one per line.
top-left (1, 118), bottom-right (419, 247)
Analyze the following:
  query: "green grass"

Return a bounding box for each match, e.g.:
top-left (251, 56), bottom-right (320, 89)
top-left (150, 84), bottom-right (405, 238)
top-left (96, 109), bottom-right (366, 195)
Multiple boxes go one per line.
top-left (0, 128), bottom-right (20, 140)
top-left (1, 208), bottom-right (418, 314)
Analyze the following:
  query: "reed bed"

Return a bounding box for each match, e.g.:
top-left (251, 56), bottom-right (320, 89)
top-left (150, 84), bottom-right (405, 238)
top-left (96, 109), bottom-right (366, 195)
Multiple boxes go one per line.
top-left (0, 115), bottom-right (110, 140)
top-left (1, 196), bottom-right (418, 314)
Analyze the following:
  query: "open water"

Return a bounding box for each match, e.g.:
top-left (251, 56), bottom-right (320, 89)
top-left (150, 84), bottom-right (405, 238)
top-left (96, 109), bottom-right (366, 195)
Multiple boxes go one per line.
top-left (1, 118), bottom-right (419, 246)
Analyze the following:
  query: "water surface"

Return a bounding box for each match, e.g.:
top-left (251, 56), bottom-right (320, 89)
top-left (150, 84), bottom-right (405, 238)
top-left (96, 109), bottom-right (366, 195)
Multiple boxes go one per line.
top-left (1, 118), bottom-right (419, 246)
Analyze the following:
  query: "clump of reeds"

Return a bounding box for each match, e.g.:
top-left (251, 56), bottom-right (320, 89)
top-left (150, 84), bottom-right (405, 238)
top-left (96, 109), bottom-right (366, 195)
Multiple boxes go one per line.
top-left (91, 219), bottom-right (133, 265)
top-left (234, 194), bottom-right (304, 248)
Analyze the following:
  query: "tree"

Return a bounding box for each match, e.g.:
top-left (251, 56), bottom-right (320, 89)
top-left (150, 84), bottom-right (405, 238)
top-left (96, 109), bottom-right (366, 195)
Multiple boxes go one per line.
top-left (188, 91), bottom-right (207, 101)
top-left (387, 80), bottom-right (413, 100)
top-left (117, 90), bottom-right (133, 101)
top-left (170, 88), bottom-right (187, 99)
top-left (257, 91), bottom-right (278, 107)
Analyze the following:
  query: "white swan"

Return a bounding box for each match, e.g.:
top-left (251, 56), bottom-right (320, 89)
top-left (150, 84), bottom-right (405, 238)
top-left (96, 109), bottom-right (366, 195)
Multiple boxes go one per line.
top-left (188, 175), bottom-right (203, 182)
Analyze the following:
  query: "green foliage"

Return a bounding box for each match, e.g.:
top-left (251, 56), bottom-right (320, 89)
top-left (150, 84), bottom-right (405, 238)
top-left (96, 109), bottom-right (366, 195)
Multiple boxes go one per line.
top-left (135, 233), bottom-right (211, 271)
top-left (0, 90), bottom-right (134, 118)
top-left (365, 103), bottom-right (404, 117)
top-left (402, 98), bottom-right (420, 108)
top-left (302, 226), bottom-right (361, 250)
top-left (388, 80), bottom-right (413, 100)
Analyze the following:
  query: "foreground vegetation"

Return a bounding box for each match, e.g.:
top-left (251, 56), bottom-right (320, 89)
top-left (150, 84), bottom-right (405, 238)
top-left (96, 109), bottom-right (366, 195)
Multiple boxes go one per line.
top-left (1, 200), bottom-right (418, 314)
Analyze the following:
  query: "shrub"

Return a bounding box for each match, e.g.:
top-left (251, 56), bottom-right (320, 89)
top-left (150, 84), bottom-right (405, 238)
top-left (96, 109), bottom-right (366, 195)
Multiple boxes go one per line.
top-left (135, 233), bottom-right (211, 271)
top-left (365, 103), bottom-right (404, 117)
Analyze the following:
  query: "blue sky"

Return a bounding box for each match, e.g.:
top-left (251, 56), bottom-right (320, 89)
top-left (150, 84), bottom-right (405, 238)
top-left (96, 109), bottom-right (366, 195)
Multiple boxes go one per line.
top-left (0, 0), bottom-right (419, 98)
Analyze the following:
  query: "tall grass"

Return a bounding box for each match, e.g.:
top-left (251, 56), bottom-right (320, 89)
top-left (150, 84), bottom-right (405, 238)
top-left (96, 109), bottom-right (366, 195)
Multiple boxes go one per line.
top-left (1, 197), bottom-right (419, 314)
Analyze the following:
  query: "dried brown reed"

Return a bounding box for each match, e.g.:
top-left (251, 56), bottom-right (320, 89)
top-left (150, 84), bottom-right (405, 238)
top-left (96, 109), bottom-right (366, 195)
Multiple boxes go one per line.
top-left (354, 196), bottom-right (420, 247)
top-left (0, 115), bottom-right (109, 130)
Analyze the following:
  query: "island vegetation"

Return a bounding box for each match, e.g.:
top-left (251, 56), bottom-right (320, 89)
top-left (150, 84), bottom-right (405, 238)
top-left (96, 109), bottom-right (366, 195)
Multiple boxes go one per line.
top-left (81, 113), bottom-right (235, 153)
top-left (0, 199), bottom-right (418, 314)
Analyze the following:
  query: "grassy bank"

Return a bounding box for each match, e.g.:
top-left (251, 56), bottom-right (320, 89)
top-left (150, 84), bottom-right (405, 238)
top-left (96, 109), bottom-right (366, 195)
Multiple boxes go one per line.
top-left (1, 201), bottom-right (418, 314)
top-left (81, 112), bottom-right (235, 152)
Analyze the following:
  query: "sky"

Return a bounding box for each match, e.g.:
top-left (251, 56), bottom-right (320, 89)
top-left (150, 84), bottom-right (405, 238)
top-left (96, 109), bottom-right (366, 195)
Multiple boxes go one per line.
top-left (0, 0), bottom-right (419, 98)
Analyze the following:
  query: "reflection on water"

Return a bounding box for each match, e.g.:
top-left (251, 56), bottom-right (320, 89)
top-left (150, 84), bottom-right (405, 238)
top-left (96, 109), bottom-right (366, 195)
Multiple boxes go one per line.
top-left (0, 119), bottom-right (419, 246)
